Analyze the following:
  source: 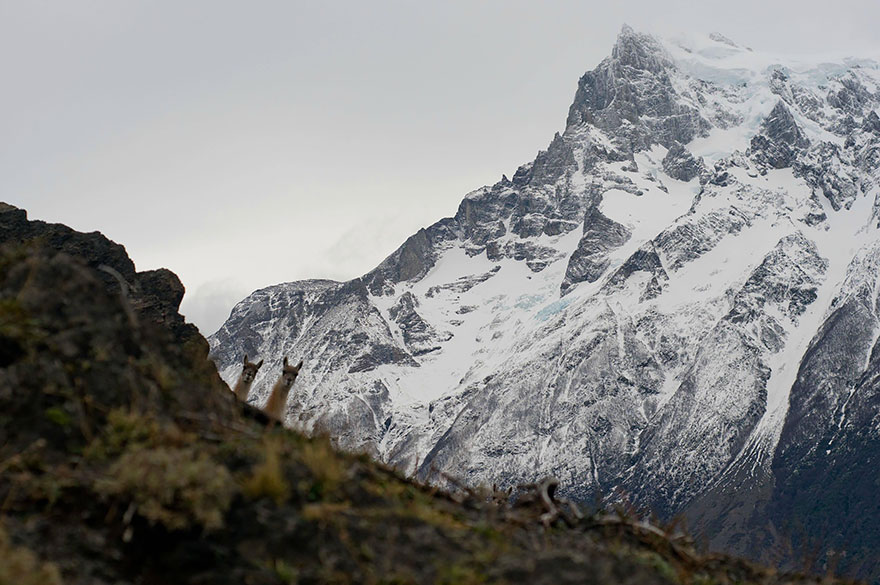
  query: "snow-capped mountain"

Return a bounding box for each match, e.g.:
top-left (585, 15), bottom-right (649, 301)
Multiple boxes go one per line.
top-left (210, 26), bottom-right (880, 577)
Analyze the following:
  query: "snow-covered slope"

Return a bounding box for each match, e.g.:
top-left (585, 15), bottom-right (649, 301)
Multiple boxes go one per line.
top-left (210, 26), bottom-right (880, 578)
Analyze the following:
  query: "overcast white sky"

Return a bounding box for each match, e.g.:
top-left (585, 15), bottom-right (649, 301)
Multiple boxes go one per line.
top-left (3, 1), bottom-right (880, 335)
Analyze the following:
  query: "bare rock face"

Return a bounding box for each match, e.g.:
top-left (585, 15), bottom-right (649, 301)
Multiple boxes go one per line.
top-left (662, 142), bottom-right (703, 182)
top-left (749, 101), bottom-right (809, 169)
top-left (561, 209), bottom-right (631, 294)
top-left (528, 132), bottom-right (578, 186)
top-left (389, 292), bottom-right (449, 355)
top-left (0, 203), bottom-right (203, 348)
top-left (864, 110), bottom-right (880, 134)
top-left (364, 221), bottom-right (458, 295)
top-left (566, 25), bottom-right (710, 150)
top-left (827, 73), bottom-right (874, 115)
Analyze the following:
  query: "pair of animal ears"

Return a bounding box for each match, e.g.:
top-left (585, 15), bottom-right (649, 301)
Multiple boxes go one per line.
top-left (243, 355), bottom-right (264, 368)
top-left (283, 356), bottom-right (304, 371)
top-left (244, 354), bottom-right (303, 371)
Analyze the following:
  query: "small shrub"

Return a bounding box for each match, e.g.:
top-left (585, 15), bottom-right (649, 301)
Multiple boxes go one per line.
top-left (0, 524), bottom-right (62, 585)
top-left (435, 563), bottom-right (487, 585)
top-left (0, 298), bottom-right (42, 343)
top-left (95, 445), bottom-right (236, 531)
top-left (301, 501), bottom-right (351, 523)
top-left (83, 409), bottom-right (189, 461)
top-left (273, 559), bottom-right (299, 584)
top-left (44, 407), bottom-right (72, 427)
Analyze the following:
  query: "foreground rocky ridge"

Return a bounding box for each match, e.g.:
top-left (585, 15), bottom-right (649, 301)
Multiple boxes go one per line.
top-left (210, 28), bottom-right (880, 580)
top-left (1, 203), bottom-right (852, 584)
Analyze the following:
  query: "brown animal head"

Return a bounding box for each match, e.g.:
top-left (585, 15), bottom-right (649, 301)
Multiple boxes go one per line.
top-left (279, 356), bottom-right (303, 390)
top-left (240, 354), bottom-right (264, 384)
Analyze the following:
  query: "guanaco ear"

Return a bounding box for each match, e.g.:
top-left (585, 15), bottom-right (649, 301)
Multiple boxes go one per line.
top-left (295, 360), bottom-right (303, 372)
top-left (283, 356), bottom-right (289, 368)
top-left (255, 359), bottom-right (263, 369)
top-left (243, 354), bottom-right (249, 365)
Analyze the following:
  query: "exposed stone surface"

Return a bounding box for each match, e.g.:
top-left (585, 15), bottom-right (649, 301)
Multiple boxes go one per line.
top-left (566, 25), bottom-right (711, 151)
top-left (561, 208), bottom-right (631, 294)
top-left (0, 204), bottom-right (210, 356)
top-left (662, 142), bottom-right (704, 182)
top-left (749, 101), bottom-right (810, 169)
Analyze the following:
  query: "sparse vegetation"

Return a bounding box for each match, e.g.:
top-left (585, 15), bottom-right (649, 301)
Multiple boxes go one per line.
top-left (83, 409), bottom-right (178, 460)
top-left (94, 445), bottom-right (236, 531)
top-left (298, 435), bottom-right (346, 498)
top-left (242, 436), bottom-right (290, 504)
top-left (633, 550), bottom-right (680, 584)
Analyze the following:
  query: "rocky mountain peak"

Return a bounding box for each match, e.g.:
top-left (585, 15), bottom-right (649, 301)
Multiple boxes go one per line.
top-left (566, 27), bottom-right (708, 151)
top-left (749, 100), bottom-right (810, 169)
top-left (611, 24), bottom-right (673, 73)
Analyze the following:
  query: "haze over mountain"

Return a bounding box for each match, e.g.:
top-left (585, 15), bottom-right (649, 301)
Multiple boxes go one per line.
top-left (211, 27), bottom-right (880, 579)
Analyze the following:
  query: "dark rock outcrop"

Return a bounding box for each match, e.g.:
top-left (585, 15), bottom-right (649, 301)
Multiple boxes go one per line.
top-left (749, 101), bottom-right (809, 169)
top-left (389, 292), bottom-right (446, 355)
top-left (561, 208), bottom-right (631, 294)
top-left (769, 290), bottom-right (880, 581)
top-left (827, 73), bottom-right (874, 115)
top-left (662, 142), bottom-right (704, 182)
top-left (0, 203), bottom-right (201, 346)
top-left (864, 110), bottom-right (880, 134)
top-left (796, 141), bottom-right (861, 211)
top-left (364, 219), bottom-right (460, 296)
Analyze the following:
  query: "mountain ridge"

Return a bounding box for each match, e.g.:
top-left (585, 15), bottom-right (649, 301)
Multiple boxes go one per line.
top-left (210, 26), bottom-right (880, 580)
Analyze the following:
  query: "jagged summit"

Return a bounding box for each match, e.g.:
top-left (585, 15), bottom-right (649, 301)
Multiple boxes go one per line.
top-left (611, 24), bottom-right (673, 73)
top-left (565, 27), bottom-right (708, 149)
top-left (211, 27), bottom-right (880, 580)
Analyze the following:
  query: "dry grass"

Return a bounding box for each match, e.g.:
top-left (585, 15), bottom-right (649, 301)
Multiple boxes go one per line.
top-left (241, 436), bottom-right (290, 505)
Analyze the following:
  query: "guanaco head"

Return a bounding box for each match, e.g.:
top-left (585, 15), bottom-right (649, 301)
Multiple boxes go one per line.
top-left (240, 354), bottom-right (264, 384)
top-left (279, 356), bottom-right (303, 389)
